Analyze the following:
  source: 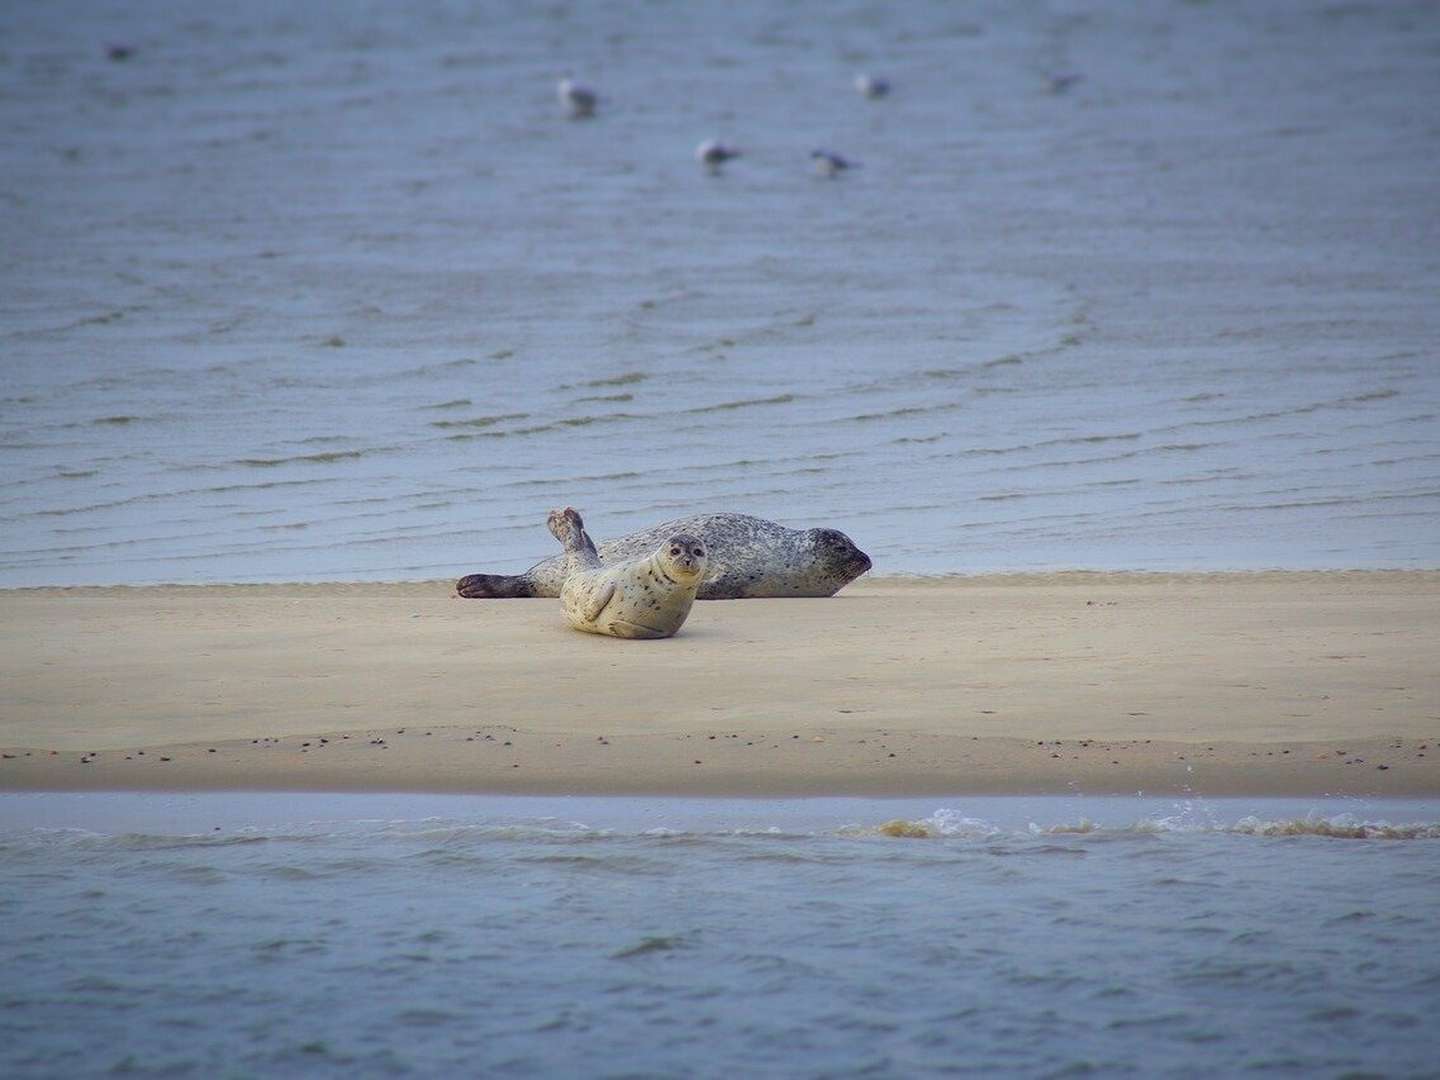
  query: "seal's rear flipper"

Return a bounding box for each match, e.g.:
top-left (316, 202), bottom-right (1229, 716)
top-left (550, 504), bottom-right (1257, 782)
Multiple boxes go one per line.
top-left (456, 573), bottom-right (534, 599)
top-left (547, 506), bottom-right (601, 569)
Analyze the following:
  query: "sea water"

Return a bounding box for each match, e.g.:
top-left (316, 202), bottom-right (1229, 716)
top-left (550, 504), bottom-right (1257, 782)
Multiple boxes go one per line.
top-left (3, 793), bottom-right (1439, 1079)
top-left (5, 4), bottom-right (1440, 1076)
top-left (3, 0), bottom-right (1438, 586)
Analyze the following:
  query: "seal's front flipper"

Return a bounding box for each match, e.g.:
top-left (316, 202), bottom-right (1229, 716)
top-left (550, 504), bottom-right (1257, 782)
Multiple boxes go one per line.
top-left (457, 573), bottom-right (534, 598)
top-left (607, 618), bottom-right (671, 640)
top-left (583, 582), bottom-right (617, 623)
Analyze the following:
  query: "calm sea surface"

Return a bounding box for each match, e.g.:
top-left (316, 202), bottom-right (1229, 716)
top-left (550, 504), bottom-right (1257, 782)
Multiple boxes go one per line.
top-left (3, 793), bottom-right (1439, 1078)
top-left (3, 0), bottom-right (1438, 585)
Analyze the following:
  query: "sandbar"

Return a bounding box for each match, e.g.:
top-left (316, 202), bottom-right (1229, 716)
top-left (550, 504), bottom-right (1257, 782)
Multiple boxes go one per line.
top-left (1, 573), bottom-right (1436, 797)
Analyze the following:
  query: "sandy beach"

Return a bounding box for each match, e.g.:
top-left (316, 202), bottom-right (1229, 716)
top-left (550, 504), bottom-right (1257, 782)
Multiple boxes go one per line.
top-left (2, 572), bottom-right (1435, 797)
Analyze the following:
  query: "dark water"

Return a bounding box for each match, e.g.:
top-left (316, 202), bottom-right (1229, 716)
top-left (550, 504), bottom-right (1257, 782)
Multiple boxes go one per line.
top-left (3, 0), bottom-right (1439, 585)
top-left (3, 794), bottom-right (1439, 1078)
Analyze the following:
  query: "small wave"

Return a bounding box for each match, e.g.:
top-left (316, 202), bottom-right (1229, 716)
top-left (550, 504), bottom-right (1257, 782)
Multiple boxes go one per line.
top-left (446, 413), bottom-right (641, 439)
top-left (553, 413), bottom-right (642, 428)
top-left (233, 450), bottom-right (370, 467)
top-left (1051, 432), bottom-right (1143, 446)
top-left (577, 371), bottom-right (649, 388)
top-left (865, 811), bottom-right (1440, 842)
top-left (428, 413), bottom-right (529, 429)
top-left (386, 357), bottom-right (480, 380)
top-left (868, 810), bottom-right (1005, 839)
top-left (848, 402), bottom-right (961, 423)
top-left (1228, 815), bottom-right (1440, 840)
top-left (23, 828), bottom-right (275, 851)
top-left (418, 399), bottom-right (472, 410)
top-left (1151, 389), bottom-right (1410, 436)
top-left (1085, 477), bottom-right (1143, 488)
top-left (877, 819), bottom-right (932, 838)
top-left (683, 449), bottom-right (864, 475)
top-left (612, 935), bottom-right (688, 958)
top-left (684, 394), bottom-right (796, 414)
top-left (1128, 488), bottom-right (1440, 520)
top-left (23, 478), bottom-right (337, 517)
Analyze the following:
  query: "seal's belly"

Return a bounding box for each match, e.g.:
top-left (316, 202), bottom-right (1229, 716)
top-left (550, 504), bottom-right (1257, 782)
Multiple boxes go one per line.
top-left (559, 573), bottom-right (697, 640)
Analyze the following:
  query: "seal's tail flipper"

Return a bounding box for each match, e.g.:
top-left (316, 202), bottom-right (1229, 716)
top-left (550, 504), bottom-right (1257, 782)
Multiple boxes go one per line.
top-left (456, 573), bottom-right (534, 599)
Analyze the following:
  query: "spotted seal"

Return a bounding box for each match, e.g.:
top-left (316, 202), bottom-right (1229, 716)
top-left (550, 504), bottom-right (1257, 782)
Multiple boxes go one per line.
top-left (456, 512), bottom-right (870, 600)
top-left (548, 507), bottom-right (706, 639)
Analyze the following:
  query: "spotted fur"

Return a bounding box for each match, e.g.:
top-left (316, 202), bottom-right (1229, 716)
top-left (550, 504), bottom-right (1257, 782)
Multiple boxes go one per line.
top-left (456, 512), bottom-right (871, 600)
top-left (548, 507), bottom-right (706, 639)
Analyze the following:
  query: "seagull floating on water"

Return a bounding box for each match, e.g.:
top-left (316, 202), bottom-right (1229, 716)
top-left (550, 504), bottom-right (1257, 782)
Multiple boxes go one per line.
top-left (557, 76), bottom-right (598, 119)
top-left (854, 73), bottom-right (890, 99)
top-left (811, 149), bottom-right (856, 178)
top-left (696, 139), bottom-right (741, 174)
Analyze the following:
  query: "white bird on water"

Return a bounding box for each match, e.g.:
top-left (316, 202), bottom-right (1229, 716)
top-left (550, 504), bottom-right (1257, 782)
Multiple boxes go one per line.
top-left (696, 139), bottom-right (741, 174)
top-left (557, 76), bottom-right (598, 119)
top-left (854, 73), bottom-right (890, 99)
top-left (811, 149), bottom-right (856, 178)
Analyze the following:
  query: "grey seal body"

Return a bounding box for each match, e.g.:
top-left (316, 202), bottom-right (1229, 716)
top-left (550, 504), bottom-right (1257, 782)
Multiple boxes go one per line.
top-left (548, 508), bottom-right (706, 639)
top-left (456, 512), bottom-right (870, 600)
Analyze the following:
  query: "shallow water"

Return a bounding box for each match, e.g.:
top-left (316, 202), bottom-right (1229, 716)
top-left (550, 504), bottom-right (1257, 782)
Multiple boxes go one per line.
top-left (3, 793), bottom-right (1438, 1078)
top-left (3, 0), bottom-right (1439, 585)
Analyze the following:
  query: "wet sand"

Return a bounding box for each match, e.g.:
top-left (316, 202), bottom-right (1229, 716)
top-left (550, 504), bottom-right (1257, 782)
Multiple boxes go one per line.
top-left (1, 573), bottom-right (1436, 797)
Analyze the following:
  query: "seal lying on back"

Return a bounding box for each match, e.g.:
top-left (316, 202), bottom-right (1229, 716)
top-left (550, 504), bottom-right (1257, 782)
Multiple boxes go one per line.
top-left (456, 512), bottom-right (871, 600)
top-left (548, 507), bottom-right (706, 639)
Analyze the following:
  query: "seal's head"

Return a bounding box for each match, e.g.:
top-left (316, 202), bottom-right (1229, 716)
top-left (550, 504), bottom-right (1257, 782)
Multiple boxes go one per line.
top-left (807, 528), bottom-right (872, 589)
top-left (660, 532), bottom-right (707, 582)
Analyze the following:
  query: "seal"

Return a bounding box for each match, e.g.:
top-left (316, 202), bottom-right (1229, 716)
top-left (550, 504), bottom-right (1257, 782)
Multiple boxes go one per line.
top-left (548, 507), bottom-right (706, 639)
top-left (456, 512), bottom-right (870, 600)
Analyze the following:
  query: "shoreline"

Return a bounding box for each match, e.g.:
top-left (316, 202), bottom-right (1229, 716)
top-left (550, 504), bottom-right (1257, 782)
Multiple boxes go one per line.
top-left (6, 792), bottom-right (1440, 841)
top-left (0, 735), bottom-right (1431, 799)
top-left (4, 567), bottom-right (1435, 593)
top-left (3, 573), bottom-right (1437, 798)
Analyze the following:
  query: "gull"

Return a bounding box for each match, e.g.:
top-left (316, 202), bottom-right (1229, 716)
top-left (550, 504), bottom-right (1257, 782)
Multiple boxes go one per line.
top-left (854, 73), bottom-right (890, 99)
top-left (557, 76), bottom-right (598, 119)
top-left (811, 149), bottom-right (856, 178)
top-left (696, 139), bottom-right (741, 174)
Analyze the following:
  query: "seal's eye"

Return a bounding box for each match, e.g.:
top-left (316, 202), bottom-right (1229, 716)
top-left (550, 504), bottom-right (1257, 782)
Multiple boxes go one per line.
top-left (692, 547), bottom-right (704, 557)
top-left (670, 546), bottom-right (681, 556)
